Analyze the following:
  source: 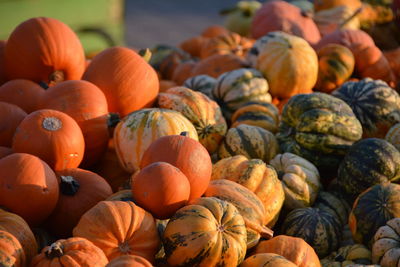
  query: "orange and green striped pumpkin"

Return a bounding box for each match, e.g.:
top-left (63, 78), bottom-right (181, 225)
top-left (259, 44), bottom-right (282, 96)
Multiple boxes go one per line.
top-left (113, 108), bottom-right (198, 173)
top-left (0, 230), bottom-right (25, 267)
top-left (183, 74), bottom-right (216, 99)
top-left (157, 86), bottom-right (227, 153)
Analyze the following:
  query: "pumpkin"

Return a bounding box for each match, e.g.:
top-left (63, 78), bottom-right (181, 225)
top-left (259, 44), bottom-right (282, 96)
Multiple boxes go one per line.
top-left (201, 25), bottom-right (231, 38)
top-left (349, 182), bottom-right (400, 248)
top-left (240, 253), bottom-right (297, 267)
top-left (314, 191), bottom-right (351, 226)
top-left (204, 179), bottom-right (273, 248)
top-left (30, 237), bottom-right (108, 267)
top-left (231, 102), bottom-right (280, 133)
top-left (372, 217), bottom-right (400, 266)
top-left (383, 47), bottom-right (400, 83)
top-left (190, 54), bottom-right (249, 78)
top-left (315, 44), bottom-right (355, 93)
top-left (0, 101), bottom-right (27, 147)
top-left (163, 197), bottom-right (247, 267)
top-left (250, 31), bottom-right (318, 99)
top-left (45, 168), bottom-right (113, 238)
top-left (171, 60), bottom-right (197, 85)
top-left (314, 5), bottom-right (361, 36)
top-left (159, 79), bottom-right (177, 93)
top-left (269, 153), bottom-right (321, 210)
top-left (0, 146), bottom-right (12, 159)
top-left (0, 153), bottom-right (59, 226)
top-left (12, 109), bottom-right (85, 171)
top-left (4, 17), bottom-right (85, 84)
top-left (179, 35), bottom-right (208, 58)
top-left (0, 230), bottom-right (25, 267)
top-left (140, 133), bottom-right (212, 201)
top-left (212, 68), bottom-right (272, 120)
top-left (281, 207), bottom-right (342, 257)
top-left (276, 92), bottom-right (363, 175)
top-left (155, 46), bottom-right (192, 81)
top-left (0, 209), bottom-right (38, 264)
top-left (314, 0), bottom-right (362, 12)
top-left (131, 162), bottom-right (190, 219)
top-left (211, 155), bottom-right (285, 228)
top-left (0, 79), bottom-right (45, 113)
top-left (157, 86), bottom-right (227, 153)
top-left (39, 80), bottom-right (115, 167)
top-left (73, 201), bottom-right (160, 262)
top-left (113, 108), bottom-right (198, 173)
top-left (337, 138), bottom-right (400, 201)
top-left (106, 190), bottom-right (134, 202)
top-left (251, 1), bottom-right (321, 45)
top-left (253, 235), bottom-right (321, 267)
top-left (219, 124), bottom-right (280, 164)
top-left (183, 74), bottom-right (216, 99)
top-left (32, 228), bottom-right (56, 254)
top-left (385, 122), bottom-right (400, 151)
top-left (321, 244), bottom-right (372, 266)
top-left (0, 40), bottom-right (5, 86)
top-left (200, 32), bottom-right (254, 59)
top-left (332, 78), bottom-right (400, 139)
top-left (83, 46), bottom-right (159, 117)
top-left (106, 255), bottom-right (153, 267)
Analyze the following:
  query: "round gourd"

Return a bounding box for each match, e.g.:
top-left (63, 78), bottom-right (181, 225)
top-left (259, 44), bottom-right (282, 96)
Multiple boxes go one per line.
top-left (0, 230), bottom-right (26, 267)
top-left (240, 253), bottom-right (297, 267)
top-left (314, 191), bottom-right (351, 226)
top-left (372, 217), bottom-right (400, 267)
top-left (183, 74), bottom-right (216, 99)
top-left (0, 101), bottom-right (27, 147)
top-left (321, 244), bottom-right (373, 267)
top-left (191, 54), bottom-right (249, 79)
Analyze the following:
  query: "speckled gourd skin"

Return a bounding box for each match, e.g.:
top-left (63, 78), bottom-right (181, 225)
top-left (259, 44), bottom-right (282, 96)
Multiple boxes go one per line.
top-left (372, 217), bottom-right (400, 267)
top-left (320, 244), bottom-right (373, 267)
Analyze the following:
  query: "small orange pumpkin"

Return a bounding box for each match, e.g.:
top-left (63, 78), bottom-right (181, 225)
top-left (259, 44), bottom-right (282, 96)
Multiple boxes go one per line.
top-left (179, 35), bottom-right (208, 58)
top-left (191, 54), bottom-right (249, 78)
top-left (201, 25), bottom-right (231, 38)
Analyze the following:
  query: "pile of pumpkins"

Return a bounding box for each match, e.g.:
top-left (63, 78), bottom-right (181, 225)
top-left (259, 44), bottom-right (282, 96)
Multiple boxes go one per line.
top-left (2, 0), bottom-right (400, 266)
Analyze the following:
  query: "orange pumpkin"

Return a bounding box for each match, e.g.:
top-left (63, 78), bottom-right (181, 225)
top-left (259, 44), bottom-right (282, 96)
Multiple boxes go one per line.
top-left (12, 109), bottom-right (85, 170)
top-left (0, 101), bottom-right (27, 147)
top-left (0, 79), bottom-right (45, 113)
top-left (171, 60), bottom-right (197, 85)
top-left (200, 32), bottom-right (254, 59)
top-left (83, 46), bottom-right (159, 117)
top-left (201, 25), bottom-right (230, 38)
top-left (106, 255), bottom-right (153, 267)
top-left (0, 153), bottom-right (59, 226)
top-left (4, 17), bottom-right (85, 84)
top-left (240, 253), bottom-right (297, 267)
top-left (314, 0), bottom-right (362, 12)
top-left (179, 35), bottom-right (208, 58)
top-left (0, 40), bottom-right (6, 85)
top-left (191, 54), bottom-right (249, 78)
top-left (0, 230), bottom-right (26, 267)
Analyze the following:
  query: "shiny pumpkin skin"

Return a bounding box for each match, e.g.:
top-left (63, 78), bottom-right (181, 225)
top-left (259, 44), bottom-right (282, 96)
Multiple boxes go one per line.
top-left (372, 217), bottom-right (400, 266)
top-left (157, 86), bottom-right (227, 153)
top-left (320, 244), bottom-right (372, 267)
top-left (337, 138), bottom-right (400, 201)
top-left (240, 253), bottom-right (297, 267)
top-left (218, 124), bottom-right (279, 164)
top-left (183, 74), bottom-right (216, 100)
top-left (349, 182), bottom-right (400, 248)
top-left (332, 78), bottom-right (400, 139)
top-left (276, 92), bottom-right (362, 174)
top-left (315, 44), bottom-right (355, 93)
top-left (163, 197), bottom-right (247, 267)
top-left (0, 230), bottom-right (26, 267)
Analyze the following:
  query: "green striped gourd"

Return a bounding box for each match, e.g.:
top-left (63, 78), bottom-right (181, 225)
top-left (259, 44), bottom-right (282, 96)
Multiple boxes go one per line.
top-left (113, 108), bottom-right (198, 173)
top-left (281, 207), bottom-right (342, 258)
top-left (183, 74), bottom-right (216, 99)
top-left (321, 244), bottom-right (373, 267)
top-left (219, 124), bottom-right (279, 163)
top-left (157, 86), bottom-right (227, 153)
top-left (332, 78), bottom-right (400, 138)
top-left (349, 182), bottom-right (400, 248)
top-left (314, 191), bottom-right (351, 226)
top-left (385, 122), bottom-right (400, 151)
top-left (270, 152), bottom-right (321, 210)
top-left (212, 68), bottom-right (272, 121)
top-left (211, 155), bottom-right (285, 228)
top-left (372, 217), bottom-right (400, 266)
top-left (276, 92), bottom-right (363, 174)
top-left (163, 197), bottom-right (247, 267)
top-left (337, 138), bottom-right (400, 201)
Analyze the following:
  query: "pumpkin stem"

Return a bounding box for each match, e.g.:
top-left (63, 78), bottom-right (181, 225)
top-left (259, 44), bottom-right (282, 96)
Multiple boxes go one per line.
top-left (45, 241), bottom-right (64, 259)
top-left (49, 70), bottom-right (65, 85)
top-left (39, 81), bottom-right (49, 89)
top-left (42, 117), bottom-right (62, 131)
top-left (118, 241), bottom-right (131, 253)
top-left (138, 48), bottom-right (152, 63)
top-left (60, 176), bottom-right (80, 196)
top-left (107, 113), bottom-right (121, 128)
top-left (180, 131), bottom-right (189, 136)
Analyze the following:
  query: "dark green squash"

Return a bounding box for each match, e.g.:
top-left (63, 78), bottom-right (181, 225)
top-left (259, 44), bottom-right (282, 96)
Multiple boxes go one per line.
top-left (314, 191), bottom-right (351, 226)
top-left (183, 74), bottom-right (216, 100)
top-left (320, 244), bottom-right (373, 267)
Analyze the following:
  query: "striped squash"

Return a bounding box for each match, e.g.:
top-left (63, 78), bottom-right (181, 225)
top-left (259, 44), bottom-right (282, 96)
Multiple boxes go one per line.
top-left (281, 207), bottom-right (342, 258)
top-left (113, 108), bottom-right (198, 173)
top-left (270, 153), bottom-right (321, 210)
top-left (332, 78), bottom-right (400, 138)
top-left (349, 182), bottom-right (400, 248)
top-left (204, 179), bottom-right (273, 248)
top-left (314, 191), bottom-right (351, 226)
top-left (385, 122), bottom-right (400, 151)
top-left (163, 197), bottom-right (247, 267)
top-left (240, 253), bottom-right (297, 267)
top-left (321, 244), bottom-right (373, 267)
top-left (231, 102), bottom-right (279, 133)
top-left (219, 124), bottom-right (279, 163)
top-left (337, 138), bottom-right (400, 201)
top-left (276, 92), bottom-right (362, 175)
top-left (372, 217), bottom-right (400, 266)
top-left (212, 68), bottom-right (272, 121)
top-left (0, 230), bottom-right (25, 267)
top-left (157, 86), bottom-right (227, 153)
top-left (183, 74), bottom-right (216, 99)
top-left (211, 155), bottom-right (285, 228)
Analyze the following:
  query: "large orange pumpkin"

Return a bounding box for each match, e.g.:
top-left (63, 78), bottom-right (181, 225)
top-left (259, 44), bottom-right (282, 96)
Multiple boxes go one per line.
top-left (83, 46), bottom-right (159, 117)
top-left (106, 255), bottom-right (153, 267)
top-left (4, 17), bottom-right (85, 84)
top-left (0, 230), bottom-right (26, 267)
top-left (0, 101), bottom-right (27, 147)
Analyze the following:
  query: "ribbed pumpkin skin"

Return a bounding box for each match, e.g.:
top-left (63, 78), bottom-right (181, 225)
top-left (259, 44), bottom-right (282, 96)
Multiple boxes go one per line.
top-left (0, 230), bottom-right (25, 267)
top-left (281, 207), bottom-right (342, 258)
top-left (200, 32), bottom-right (254, 59)
top-left (270, 153), bottom-right (321, 210)
top-left (163, 197), bottom-right (247, 267)
top-left (252, 31), bottom-right (318, 99)
top-left (211, 155), bottom-right (285, 228)
top-left (276, 92), bottom-right (363, 174)
top-left (321, 244), bottom-right (372, 267)
top-left (204, 179), bottom-right (273, 248)
top-left (240, 253), bottom-right (297, 267)
top-left (183, 74), bottom-right (216, 99)
top-left (315, 44), bottom-right (355, 93)
top-left (157, 87), bottom-right (227, 153)
top-left (372, 217), bottom-right (400, 266)
top-left (332, 78), bottom-right (400, 139)
top-left (219, 124), bottom-right (279, 164)
top-left (106, 255), bottom-right (153, 267)
top-left (231, 102), bottom-right (280, 133)
top-left (314, 191), bottom-right (351, 226)
top-left (349, 183), bottom-right (400, 248)
top-left (337, 138), bottom-right (400, 201)
top-left (113, 108), bottom-right (198, 173)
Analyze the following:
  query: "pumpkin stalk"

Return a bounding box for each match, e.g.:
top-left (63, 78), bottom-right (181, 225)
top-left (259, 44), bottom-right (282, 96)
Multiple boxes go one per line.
top-left (138, 48), bottom-right (152, 63)
top-left (180, 131), bottom-right (189, 136)
top-left (60, 175), bottom-right (80, 196)
top-left (49, 70), bottom-right (65, 85)
top-left (45, 241), bottom-right (64, 259)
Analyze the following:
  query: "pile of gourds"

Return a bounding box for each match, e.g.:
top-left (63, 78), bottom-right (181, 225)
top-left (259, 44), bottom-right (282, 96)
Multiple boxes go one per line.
top-left (1, 0), bottom-right (400, 266)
